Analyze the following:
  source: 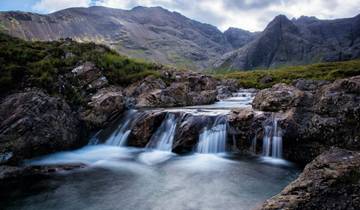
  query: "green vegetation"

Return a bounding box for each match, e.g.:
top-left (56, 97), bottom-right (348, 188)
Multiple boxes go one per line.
top-left (212, 60), bottom-right (360, 89)
top-left (0, 33), bottom-right (161, 104)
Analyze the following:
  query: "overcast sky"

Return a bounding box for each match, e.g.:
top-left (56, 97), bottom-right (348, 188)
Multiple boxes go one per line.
top-left (1, 0), bottom-right (360, 31)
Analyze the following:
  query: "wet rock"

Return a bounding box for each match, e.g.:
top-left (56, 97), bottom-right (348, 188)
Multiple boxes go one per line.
top-left (0, 90), bottom-right (84, 164)
top-left (173, 114), bottom-right (216, 153)
top-left (274, 76), bottom-right (360, 164)
top-left (228, 108), bottom-right (268, 153)
top-left (81, 86), bottom-right (125, 129)
top-left (260, 148), bottom-right (360, 210)
top-left (252, 83), bottom-right (304, 112)
top-left (127, 111), bottom-right (167, 147)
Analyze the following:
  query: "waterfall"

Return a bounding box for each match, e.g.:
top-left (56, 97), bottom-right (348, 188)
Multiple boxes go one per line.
top-left (105, 110), bottom-right (138, 146)
top-left (196, 116), bottom-right (227, 153)
top-left (146, 113), bottom-right (177, 151)
top-left (262, 116), bottom-right (283, 158)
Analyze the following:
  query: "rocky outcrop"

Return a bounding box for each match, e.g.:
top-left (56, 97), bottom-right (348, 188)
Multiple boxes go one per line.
top-left (227, 108), bottom-right (267, 152)
top-left (260, 148), bottom-right (360, 210)
top-left (251, 76), bottom-right (360, 164)
top-left (81, 86), bottom-right (125, 129)
top-left (71, 61), bottom-right (108, 90)
top-left (252, 83), bottom-right (305, 112)
top-left (0, 90), bottom-right (85, 164)
top-left (126, 72), bottom-right (218, 107)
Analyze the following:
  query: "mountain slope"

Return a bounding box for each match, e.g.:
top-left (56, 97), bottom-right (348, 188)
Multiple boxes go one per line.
top-left (215, 14), bottom-right (360, 70)
top-left (0, 6), bottom-right (238, 70)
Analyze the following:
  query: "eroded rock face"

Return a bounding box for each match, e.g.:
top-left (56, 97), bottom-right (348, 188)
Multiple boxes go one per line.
top-left (127, 111), bottom-right (167, 147)
top-left (227, 108), bottom-right (267, 153)
top-left (260, 148), bottom-right (360, 210)
top-left (0, 90), bottom-right (84, 164)
top-left (81, 86), bottom-right (125, 129)
top-left (126, 72), bottom-right (218, 108)
top-left (251, 76), bottom-right (360, 164)
top-left (252, 83), bottom-right (304, 112)
top-left (71, 61), bottom-right (108, 91)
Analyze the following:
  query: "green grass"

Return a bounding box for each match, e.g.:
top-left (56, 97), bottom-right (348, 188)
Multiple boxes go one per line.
top-left (0, 33), bottom-right (162, 105)
top-left (211, 60), bottom-right (360, 89)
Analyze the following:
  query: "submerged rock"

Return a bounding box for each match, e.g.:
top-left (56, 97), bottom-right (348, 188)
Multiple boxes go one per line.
top-left (0, 90), bottom-right (85, 164)
top-left (260, 148), bottom-right (360, 210)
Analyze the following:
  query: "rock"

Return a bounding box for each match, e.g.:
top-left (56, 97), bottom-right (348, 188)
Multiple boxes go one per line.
top-left (71, 62), bottom-right (107, 89)
top-left (216, 79), bottom-right (240, 99)
top-left (259, 148), bottom-right (360, 210)
top-left (81, 86), bottom-right (125, 129)
top-left (127, 111), bottom-right (167, 147)
top-left (173, 114), bottom-right (216, 153)
top-left (252, 83), bottom-right (304, 112)
top-left (292, 79), bottom-right (330, 91)
top-left (228, 108), bottom-right (268, 153)
top-left (0, 90), bottom-right (84, 164)
top-left (126, 73), bottom-right (218, 108)
top-left (259, 76), bottom-right (273, 85)
top-left (0, 164), bottom-right (86, 198)
top-left (277, 76), bottom-right (360, 164)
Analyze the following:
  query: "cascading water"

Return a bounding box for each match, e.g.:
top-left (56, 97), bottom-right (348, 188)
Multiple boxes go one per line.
top-left (94, 110), bottom-right (138, 146)
top-left (146, 113), bottom-right (177, 151)
top-left (262, 116), bottom-right (283, 158)
top-left (196, 116), bottom-right (227, 153)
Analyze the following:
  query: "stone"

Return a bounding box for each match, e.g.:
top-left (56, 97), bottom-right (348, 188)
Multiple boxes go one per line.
top-left (81, 86), bottom-right (125, 129)
top-left (0, 90), bottom-right (84, 164)
top-left (259, 148), bottom-right (360, 210)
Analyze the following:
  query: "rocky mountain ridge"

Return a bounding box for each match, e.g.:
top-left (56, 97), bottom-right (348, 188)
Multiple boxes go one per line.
top-left (1, 6), bottom-right (359, 70)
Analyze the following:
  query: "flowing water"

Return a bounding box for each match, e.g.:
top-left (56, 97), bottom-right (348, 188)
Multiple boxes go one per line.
top-left (1, 146), bottom-right (299, 210)
top-left (197, 116), bottom-right (227, 153)
top-left (262, 115), bottom-right (283, 159)
top-left (0, 89), bottom-right (299, 210)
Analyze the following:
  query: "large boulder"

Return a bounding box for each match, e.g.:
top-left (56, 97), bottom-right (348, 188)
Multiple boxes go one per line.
top-left (252, 83), bottom-right (304, 112)
top-left (260, 148), bottom-right (360, 210)
top-left (81, 86), bottom-right (125, 129)
top-left (0, 90), bottom-right (84, 164)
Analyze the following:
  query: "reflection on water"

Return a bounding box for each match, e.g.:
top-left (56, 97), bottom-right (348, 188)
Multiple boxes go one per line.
top-left (3, 145), bottom-right (299, 210)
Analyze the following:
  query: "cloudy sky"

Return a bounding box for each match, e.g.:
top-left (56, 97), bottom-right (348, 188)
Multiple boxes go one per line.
top-left (1, 0), bottom-right (360, 31)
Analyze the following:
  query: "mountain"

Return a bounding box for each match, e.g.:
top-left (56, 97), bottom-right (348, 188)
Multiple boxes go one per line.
top-left (0, 6), bottom-right (238, 70)
top-left (0, 6), bottom-right (359, 70)
top-left (0, 6), bottom-right (258, 70)
top-left (215, 14), bottom-right (360, 70)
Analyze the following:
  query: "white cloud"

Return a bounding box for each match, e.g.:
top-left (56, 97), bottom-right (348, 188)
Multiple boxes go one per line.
top-left (32, 0), bottom-right (360, 31)
top-left (33, 0), bottom-right (92, 13)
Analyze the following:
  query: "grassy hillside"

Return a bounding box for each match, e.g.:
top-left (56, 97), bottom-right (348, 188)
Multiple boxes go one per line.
top-left (212, 60), bottom-right (360, 89)
top-left (0, 33), bottom-right (161, 99)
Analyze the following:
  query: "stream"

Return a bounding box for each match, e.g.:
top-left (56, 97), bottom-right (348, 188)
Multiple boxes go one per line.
top-left (1, 89), bottom-right (300, 210)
